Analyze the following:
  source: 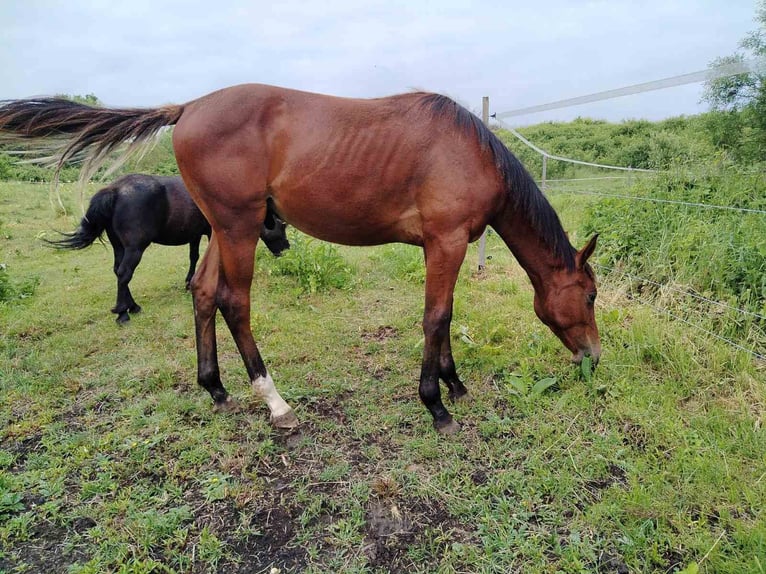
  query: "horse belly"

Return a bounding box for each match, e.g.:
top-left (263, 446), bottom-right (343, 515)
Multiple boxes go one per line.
top-left (272, 187), bottom-right (423, 246)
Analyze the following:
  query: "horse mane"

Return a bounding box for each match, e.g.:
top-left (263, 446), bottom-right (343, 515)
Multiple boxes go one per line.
top-left (417, 93), bottom-right (576, 270)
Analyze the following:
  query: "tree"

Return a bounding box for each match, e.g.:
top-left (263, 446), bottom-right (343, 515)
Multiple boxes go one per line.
top-left (701, 2), bottom-right (766, 161)
top-left (57, 93), bottom-right (103, 107)
top-left (703, 3), bottom-right (766, 111)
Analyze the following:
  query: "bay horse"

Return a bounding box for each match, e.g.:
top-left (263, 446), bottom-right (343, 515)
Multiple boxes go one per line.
top-left (46, 173), bottom-right (290, 324)
top-left (0, 85), bottom-right (600, 433)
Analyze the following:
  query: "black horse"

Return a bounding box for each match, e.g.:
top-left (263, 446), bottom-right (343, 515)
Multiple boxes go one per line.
top-left (48, 174), bottom-right (289, 323)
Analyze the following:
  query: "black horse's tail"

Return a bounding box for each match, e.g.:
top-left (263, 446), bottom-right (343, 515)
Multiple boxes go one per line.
top-left (0, 98), bottom-right (184, 185)
top-left (46, 189), bottom-right (117, 250)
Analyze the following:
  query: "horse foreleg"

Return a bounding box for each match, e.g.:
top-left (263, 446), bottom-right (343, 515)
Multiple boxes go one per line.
top-left (186, 236), bottom-right (202, 289)
top-left (420, 235), bottom-right (468, 434)
top-left (214, 225), bottom-right (298, 429)
top-left (112, 246), bottom-right (144, 324)
top-left (190, 235), bottom-right (231, 408)
top-left (439, 336), bottom-right (469, 401)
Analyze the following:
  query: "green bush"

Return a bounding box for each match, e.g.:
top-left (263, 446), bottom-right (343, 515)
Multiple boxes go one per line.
top-left (581, 168), bottom-right (766, 338)
top-left (258, 230), bottom-right (354, 294)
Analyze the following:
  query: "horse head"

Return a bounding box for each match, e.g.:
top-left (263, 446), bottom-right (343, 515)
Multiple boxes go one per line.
top-left (532, 234), bottom-right (601, 366)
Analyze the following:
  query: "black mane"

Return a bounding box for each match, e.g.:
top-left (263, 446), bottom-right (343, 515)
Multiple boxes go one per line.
top-left (419, 93), bottom-right (576, 270)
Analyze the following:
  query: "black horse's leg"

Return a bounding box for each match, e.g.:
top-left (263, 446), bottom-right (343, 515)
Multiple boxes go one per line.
top-left (113, 247), bottom-right (144, 324)
top-left (186, 236), bottom-right (201, 289)
top-left (109, 234), bottom-right (125, 316)
top-left (420, 234), bottom-right (468, 434)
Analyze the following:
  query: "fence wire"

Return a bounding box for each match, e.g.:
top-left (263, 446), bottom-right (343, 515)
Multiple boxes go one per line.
top-left (546, 186), bottom-right (766, 215)
top-left (495, 58), bottom-right (766, 120)
top-left (495, 126), bottom-right (764, 361)
top-left (595, 262), bottom-right (765, 362)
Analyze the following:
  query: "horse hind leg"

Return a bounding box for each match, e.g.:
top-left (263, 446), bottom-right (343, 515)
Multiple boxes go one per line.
top-left (109, 236), bottom-right (125, 316)
top-left (117, 250), bottom-right (143, 322)
top-left (192, 216), bottom-right (297, 428)
top-left (216, 223), bottom-right (297, 428)
top-left (110, 237), bottom-right (144, 323)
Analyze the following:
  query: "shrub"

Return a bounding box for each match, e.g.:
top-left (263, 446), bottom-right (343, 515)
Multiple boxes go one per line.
top-left (258, 231), bottom-right (354, 294)
top-left (581, 168), bottom-right (766, 340)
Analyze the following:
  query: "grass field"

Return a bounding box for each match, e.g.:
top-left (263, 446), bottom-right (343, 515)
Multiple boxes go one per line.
top-left (0, 182), bottom-right (764, 573)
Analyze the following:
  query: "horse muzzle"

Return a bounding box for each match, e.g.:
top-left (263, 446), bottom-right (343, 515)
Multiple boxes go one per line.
top-left (571, 340), bottom-right (601, 367)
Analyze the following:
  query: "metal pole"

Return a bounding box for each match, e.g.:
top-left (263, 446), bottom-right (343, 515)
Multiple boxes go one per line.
top-left (477, 96), bottom-right (489, 272)
top-left (541, 155), bottom-right (547, 192)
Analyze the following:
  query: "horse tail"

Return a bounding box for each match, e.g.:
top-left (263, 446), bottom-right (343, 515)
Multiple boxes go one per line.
top-left (0, 98), bottom-right (184, 186)
top-left (45, 188), bottom-right (117, 250)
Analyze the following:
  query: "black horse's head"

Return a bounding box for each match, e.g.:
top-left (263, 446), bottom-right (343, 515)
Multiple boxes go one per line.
top-left (261, 212), bottom-right (290, 256)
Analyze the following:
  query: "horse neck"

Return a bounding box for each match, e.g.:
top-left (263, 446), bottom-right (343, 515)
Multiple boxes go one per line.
top-left (490, 206), bottom-right (567, 295)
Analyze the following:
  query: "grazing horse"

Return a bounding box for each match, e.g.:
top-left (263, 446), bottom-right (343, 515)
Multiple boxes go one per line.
top-left (46, 173), bottom-right (290, 324)
top-left (0, 85), bottom-right (600, 433)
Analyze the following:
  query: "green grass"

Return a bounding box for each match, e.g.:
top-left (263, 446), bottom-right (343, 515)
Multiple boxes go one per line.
top-left (0, 182), bottom-right (764, 573)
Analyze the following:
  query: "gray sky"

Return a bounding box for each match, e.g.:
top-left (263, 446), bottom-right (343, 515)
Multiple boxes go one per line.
top-left (1, 1), bottom-right (759, 125)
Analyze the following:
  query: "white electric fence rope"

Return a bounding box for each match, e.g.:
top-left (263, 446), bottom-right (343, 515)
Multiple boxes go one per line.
top-left (495, 58), bottom-right (766, 120)
top-left (628, 294), bottom-right (765, 361)
top-left (497, 118), bottom-right (658, 173)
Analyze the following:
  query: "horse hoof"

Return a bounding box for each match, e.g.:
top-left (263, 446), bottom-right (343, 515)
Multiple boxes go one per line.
top-left (449, 388), bottom-right (470, 403)
top-left (213, 397), bottom-right (240, 413)
top-left (271, 410), bottom-right (299, 429)
top-left (116, 313), bottom-right (130, 324)
top-left (434, 417), bottom-right (461, 435)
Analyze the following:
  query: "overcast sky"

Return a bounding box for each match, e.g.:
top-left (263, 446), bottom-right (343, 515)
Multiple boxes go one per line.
top-left (1, 1), bottom-right (759, 125)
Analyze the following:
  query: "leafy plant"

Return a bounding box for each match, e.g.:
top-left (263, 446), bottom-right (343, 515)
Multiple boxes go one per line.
top-left (504, 373), bottom-right (559, 398)
top-left (0, 491), bottom-right (24, 518)
top-left (0, 263), bottom-right (39, 303)
top-left (259, 230), bottom-right (354, 293)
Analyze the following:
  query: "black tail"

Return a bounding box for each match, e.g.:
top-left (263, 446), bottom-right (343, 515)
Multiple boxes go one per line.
top-left (45, 188), bottom-right (117, 250)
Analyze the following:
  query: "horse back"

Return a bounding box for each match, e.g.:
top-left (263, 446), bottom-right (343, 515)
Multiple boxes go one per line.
top-left (173, 84), bottom-right (502, 247)
top-left (109, 174), bottom-right (207, 247)
top-left (155, 176), bottom-right (211, 244)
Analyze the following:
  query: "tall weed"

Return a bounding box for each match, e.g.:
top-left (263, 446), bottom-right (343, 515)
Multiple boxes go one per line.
top-left (258, 230), bottom-right (354, 294)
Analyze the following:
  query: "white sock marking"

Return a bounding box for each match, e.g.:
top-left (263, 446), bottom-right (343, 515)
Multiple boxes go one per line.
top-left (252, 372), bottom-right (292, 418)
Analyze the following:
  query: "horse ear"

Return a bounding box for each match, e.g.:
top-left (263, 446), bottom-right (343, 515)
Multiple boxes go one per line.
top-left (576, 233), bottom-right (599, 268)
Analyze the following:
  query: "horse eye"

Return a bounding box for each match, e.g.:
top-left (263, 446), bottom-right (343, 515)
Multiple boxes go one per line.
top-left (586, 292), bottom-right (597, 305)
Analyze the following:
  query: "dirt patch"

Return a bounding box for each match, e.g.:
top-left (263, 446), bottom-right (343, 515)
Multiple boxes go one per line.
top-left (584, 463), bottom-right (628, 499)
top-left (220, 505), bottom-right (306, 574)
top-left (620, 420), bottom-right (648, 450)
top-left (186, 494), bottom-right (307, 573)
top-left (660, 547), bottom-right (685, 572)
top-left (597, 551), bottom-right (630, 573)
top-left (362, 497), bottom-right (473, 572)
top-left (306, 393), bottom-right (351, 426)
top-left (0, 522), bottom-right (91, 573)
top-left (361, 325), bottom-right (399, 342)
top-left (4, 433), bottom-right (43, 467)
